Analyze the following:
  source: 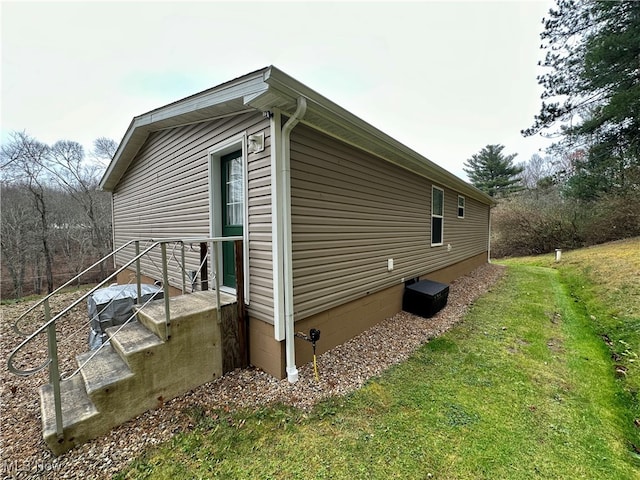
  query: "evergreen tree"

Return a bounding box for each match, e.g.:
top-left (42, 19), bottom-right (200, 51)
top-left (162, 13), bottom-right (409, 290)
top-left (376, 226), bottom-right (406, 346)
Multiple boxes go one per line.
top-left (523, 0), bottom-right (640, 199)
top-left (463, 144), bottom-right (524, 197)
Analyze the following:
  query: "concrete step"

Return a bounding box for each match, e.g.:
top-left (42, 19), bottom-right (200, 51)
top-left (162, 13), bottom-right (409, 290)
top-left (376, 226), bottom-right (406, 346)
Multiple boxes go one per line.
top-left (77, 347), bottom-right (134, 396)
top-left (40, 291), bottom-right (232, 457)
top-left (134, 297), bottom-right (168, 340)
top-left (40, 375), bottom-right (99, 456)
top-left (135, 290), bottom-right (236, 339)
top-left (106, 320), bottom-right (164, 367)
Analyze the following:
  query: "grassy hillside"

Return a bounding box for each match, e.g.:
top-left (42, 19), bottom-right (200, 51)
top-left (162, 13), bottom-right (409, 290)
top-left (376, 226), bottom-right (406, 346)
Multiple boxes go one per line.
top-left (115, 240), bottom-right (640, 479)
top-left (500, 237), bottom-right (640, 461)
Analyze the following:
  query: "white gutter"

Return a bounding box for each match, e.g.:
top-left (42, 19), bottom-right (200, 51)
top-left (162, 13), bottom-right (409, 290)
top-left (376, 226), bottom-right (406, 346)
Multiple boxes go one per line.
top-left (281, 97), bottom-right (307, 383)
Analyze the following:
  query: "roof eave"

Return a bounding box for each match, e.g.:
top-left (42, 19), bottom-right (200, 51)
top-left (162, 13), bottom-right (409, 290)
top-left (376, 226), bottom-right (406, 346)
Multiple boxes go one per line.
top-left (101, 65), bottom-right (494, 206)
top-left (249, 67), bottom-right (495, 206)
top-left (100, 67), bottom-right (272, 191)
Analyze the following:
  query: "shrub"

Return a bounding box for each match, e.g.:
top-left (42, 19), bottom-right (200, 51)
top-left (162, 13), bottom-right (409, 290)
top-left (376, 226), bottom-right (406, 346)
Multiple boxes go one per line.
top-left (490, 192), bottom-right (640, 258)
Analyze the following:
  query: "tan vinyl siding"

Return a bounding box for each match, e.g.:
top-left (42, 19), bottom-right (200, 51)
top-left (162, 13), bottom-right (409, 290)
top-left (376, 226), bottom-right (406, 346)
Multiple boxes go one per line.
top-left (112, 112), bottom-right (274, 322)
top-left (247, 138), bottom-right (274, 321)
top-left (290, 124), bottom-right (489, 321)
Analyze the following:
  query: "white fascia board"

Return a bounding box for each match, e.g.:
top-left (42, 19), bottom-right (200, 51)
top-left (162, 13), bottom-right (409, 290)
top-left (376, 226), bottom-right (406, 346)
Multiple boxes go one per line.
top-left (100, 69), bottom-right (271, 192)
top-left (261, 67), bottom-right (494, 206)
top-left (103, 64), bottom-right (493, 206)
top-left (142, 77), bottom-right (268, 124)
top-left (99, 121), bottom-right (150, 191)
top-left (302, 101), bottom-right (487, 202)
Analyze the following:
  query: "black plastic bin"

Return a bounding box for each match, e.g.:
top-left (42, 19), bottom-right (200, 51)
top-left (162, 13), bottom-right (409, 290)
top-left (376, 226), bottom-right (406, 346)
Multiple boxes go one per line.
top-left (402, 279), bottom-right (449, 318)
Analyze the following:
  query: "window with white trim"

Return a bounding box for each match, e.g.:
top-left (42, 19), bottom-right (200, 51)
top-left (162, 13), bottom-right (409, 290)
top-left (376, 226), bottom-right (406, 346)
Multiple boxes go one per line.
top-left (431, 186), bottom-right (444, 246)
top-left (458, 195), bottom-right (465, 218)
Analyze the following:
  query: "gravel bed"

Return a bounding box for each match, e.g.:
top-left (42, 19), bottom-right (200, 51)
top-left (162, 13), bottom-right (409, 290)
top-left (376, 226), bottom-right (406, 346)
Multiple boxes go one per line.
top-left (1, 263), bottom-right (504, 479)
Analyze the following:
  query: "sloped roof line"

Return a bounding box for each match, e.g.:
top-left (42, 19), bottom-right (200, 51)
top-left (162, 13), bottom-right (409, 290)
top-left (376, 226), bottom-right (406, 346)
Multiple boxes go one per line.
top-left (100, 67), bottom-right (270, 191)
top-left (257, 68), bottom-right (493, 204)
top-left (100, 66), bottom-right (494, 206)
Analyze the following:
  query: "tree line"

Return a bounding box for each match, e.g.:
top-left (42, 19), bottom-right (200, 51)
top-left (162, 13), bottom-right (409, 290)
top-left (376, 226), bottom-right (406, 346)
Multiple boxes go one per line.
top-left (464, 0), bottom-right (639, 257)
top-left (1, 132), bottom-right (117, 299)
top-left (467, 145), bottom-right (640, 258)
top-left (2, 0), bottom-right (637, 294)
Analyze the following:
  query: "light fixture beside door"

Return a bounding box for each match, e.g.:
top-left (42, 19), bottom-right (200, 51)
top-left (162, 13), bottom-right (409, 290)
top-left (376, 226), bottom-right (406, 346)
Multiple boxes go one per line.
top-left (247, 132), bottom-right (265, 153)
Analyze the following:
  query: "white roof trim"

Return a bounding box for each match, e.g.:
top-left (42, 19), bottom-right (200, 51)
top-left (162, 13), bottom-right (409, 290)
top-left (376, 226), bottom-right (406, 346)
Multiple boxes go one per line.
top-left (100, 66), bottom-right (494, 206)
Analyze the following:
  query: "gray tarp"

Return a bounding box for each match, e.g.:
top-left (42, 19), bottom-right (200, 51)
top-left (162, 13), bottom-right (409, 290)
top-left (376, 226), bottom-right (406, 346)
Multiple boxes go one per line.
top-left (88, 284), bottom-right (163, 349)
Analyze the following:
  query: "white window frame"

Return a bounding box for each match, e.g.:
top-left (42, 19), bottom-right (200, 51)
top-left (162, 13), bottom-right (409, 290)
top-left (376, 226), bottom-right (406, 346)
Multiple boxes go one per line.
top-left (457, 195), bottom-right (465, 219)
top-left (431, 186), bottom-right (444, 246)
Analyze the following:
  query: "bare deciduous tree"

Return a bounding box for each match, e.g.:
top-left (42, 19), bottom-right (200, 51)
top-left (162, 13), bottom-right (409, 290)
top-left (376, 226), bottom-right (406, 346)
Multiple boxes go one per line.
top-left (1, 131), bottom-right (116, 298)
top-left (0, 185), bottom-right (37, 297)
top-left (1, 132), bottom-right (55, 293)
top-left (92, 137), bottom-right (118, 167)
top-left (49, 140), bottom-right (113, 276)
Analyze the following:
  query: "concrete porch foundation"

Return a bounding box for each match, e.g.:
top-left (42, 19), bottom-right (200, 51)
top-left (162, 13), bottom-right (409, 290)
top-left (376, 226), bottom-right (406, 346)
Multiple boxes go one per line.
top-left (41, 291), bottom-right (236, 456)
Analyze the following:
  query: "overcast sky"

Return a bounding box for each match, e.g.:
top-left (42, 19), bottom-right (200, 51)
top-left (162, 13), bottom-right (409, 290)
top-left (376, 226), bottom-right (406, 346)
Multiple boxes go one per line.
top-left (1, 0), bottom-right (555, 180)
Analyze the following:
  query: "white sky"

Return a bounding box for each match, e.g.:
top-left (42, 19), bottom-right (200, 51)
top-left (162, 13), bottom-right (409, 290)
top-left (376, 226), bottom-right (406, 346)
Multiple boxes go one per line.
top-left (1, 0), bottom-right (555, 180)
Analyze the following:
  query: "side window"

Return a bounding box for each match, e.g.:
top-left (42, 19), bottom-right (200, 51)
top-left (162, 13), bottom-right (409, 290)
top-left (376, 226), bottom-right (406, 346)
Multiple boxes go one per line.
top-left (431, 186), bottom-right (444, 246)
top-left (458, 195), bottom-right (465, 218)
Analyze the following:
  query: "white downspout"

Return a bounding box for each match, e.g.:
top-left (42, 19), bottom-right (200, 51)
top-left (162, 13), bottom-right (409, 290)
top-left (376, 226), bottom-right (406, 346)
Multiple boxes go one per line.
top-left (281, 97), bottom-right (307, 383)
top-left (270, 110), bottom-right (285, 342)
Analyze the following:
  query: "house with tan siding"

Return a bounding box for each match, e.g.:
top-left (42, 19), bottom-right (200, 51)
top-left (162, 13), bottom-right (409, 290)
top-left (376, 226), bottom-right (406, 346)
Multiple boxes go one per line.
top-left (100, 66), bottom-right (495, 381)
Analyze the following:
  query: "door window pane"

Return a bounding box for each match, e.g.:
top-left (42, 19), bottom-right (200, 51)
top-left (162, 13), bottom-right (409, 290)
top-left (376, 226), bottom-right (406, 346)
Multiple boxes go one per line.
top-left (226, 156), bottom-right (243, 226)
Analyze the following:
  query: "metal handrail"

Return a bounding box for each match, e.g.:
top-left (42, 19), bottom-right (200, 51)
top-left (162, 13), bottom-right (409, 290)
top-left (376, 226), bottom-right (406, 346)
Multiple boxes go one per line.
top-left (8, 240), bottom-right (162, 376)
top-left (13, 239), bottom-right (146, 336)
top-left (7, 235), bottom-right (242, 440)
top-left (8, 236), bottom-right (241, 375)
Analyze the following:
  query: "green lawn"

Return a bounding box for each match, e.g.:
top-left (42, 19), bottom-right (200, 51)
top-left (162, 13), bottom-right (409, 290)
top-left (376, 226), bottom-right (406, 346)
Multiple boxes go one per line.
top-left (116, 240), bottom-right (640, 479)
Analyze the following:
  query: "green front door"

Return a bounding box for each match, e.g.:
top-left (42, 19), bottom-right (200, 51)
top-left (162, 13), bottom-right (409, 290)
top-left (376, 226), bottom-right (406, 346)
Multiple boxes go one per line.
top-left (221, 150), bottom-right (244, 288)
